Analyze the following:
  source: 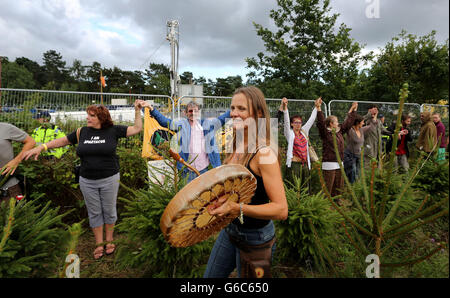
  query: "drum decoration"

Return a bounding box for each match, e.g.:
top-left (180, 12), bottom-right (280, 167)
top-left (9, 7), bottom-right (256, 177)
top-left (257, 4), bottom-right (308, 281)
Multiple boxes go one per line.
top-left (160, 150), bottom-right (257, 247)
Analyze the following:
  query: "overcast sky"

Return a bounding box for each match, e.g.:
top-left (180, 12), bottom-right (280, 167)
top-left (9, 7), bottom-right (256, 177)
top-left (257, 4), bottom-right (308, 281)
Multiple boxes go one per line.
top-left (0, 0), bottom-right (448, 81)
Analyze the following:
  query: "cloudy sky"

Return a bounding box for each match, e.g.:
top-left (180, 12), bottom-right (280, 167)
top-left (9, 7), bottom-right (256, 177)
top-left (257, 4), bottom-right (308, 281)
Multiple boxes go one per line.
top-left (0, 0), bottom-right (448, 81)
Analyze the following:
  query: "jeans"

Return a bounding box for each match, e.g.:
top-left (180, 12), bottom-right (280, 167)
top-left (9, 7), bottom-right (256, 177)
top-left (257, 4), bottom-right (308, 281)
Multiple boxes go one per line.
top-left (344, 150), bottom-right (360, 183)
top-left (184, 167), bottom-right (209, 183)
top-left (203, 221), bottom-right (276, 278)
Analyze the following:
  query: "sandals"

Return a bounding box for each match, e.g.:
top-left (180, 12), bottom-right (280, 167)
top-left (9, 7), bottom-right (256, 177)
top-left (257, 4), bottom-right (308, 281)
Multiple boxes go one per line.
top-left (105, 242), bottom-right (116, 255)
top-left (94, 246), bottom-right (104, 260)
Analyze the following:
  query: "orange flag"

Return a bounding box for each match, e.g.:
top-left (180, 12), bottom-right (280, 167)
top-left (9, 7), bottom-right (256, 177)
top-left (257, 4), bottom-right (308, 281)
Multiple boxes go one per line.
top-left (100, 76), bottom-right (106, 87)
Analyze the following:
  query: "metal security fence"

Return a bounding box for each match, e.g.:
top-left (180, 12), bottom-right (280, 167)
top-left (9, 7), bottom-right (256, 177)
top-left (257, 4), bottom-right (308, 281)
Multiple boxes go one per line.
top-left (328, 100), bottom-right (423, 140)
top-left (176, 95), bottom-right (327, 156)
top-left (421, 103), bottom-right (449, 144)
top-left (2, 88), bottom-right (448, 153)
top-left (0, 88), bottom-right (173, 134)
top-left (177, 95), bottom-right (231, 119)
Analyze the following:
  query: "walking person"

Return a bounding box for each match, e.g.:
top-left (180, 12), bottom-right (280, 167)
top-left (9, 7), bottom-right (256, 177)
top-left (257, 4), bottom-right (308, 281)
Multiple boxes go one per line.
top-left (343, 113), bottom-right (377, 183)
top-left (281, 96), bottom-right (321, 190)
top-left (148, 101), bottom-right (230, 183)
top-left (203, 86), bottom-right (287, 278)
top-left (24, 100), bottom-right (148, 259)
top-left (316, 102), bottom-right (358, 199)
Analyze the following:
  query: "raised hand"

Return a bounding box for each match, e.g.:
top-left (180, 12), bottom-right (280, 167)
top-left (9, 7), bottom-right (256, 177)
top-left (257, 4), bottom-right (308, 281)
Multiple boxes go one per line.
top-left (315, 97), bottom-right (322, 108)
top-left (350, 102), bottom-right (358, 112)
top-left (281, 97), bottom-right (288, 110)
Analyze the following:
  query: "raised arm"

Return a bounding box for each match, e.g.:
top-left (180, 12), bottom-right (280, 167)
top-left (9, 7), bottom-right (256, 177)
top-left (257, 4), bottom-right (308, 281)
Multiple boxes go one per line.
top-left (281, 98), bottom-right (290, 140)
top-left (126, 99), bottom-right (146, 137)
top-left (302, 97), bottom-right (321, 132)
top-left (361, 114), bottom-right (377, 134)
top-left (341, 102), bottom-right (358, 134)
top-left (316, 109), bottom-right (327, 139)
top-left (149, 104), bottom-right (176, 130)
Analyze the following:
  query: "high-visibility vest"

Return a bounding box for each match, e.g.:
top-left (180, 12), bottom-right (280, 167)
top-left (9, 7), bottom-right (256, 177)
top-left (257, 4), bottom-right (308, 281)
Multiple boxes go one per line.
top-left (382, 125), bottom-right (390, 140)
top-left (31, 125), bottom-right (69, 159)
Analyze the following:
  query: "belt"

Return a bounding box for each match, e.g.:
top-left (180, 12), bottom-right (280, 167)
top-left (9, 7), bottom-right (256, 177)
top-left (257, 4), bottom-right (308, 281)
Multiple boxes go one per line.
top-left (292, 155), bottom-right (306, 163)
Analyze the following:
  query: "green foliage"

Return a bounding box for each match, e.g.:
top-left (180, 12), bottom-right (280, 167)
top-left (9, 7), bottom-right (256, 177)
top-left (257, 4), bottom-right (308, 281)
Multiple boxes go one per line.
top-left (412, 158), bottom-right (449, 199)
top-left (312, 83), bottom-right (448, 277)
top-left (365, 30), bottom-right (449, 104)
top-left (18, 149), bottom-right (86, 223)
top-left (275, 176), bottom-right (343, 265)
top-left (1, 62), bottom-right (35, 89)
top-left (246, 0), bottom-right (371, 100)
top-left (115, 160), bottom-right (213, 277)
top-left (0, 198), bottom-right (73, 278)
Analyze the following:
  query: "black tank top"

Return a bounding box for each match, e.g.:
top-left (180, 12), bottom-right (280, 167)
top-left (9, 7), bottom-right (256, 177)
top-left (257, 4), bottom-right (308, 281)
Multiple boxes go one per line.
top-left (232, 152), bottom-right (270, 229)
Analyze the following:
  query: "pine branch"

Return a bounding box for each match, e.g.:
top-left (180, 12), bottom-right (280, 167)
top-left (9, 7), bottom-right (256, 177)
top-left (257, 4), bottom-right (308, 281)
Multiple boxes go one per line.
top-left (0, 199), bottom-right (16, 254)
top-left (383, 208), bottom-right (449, 240)
top-left (314, 163), bottom-right (377, 238)
top-left (381, 244), bottom-right (446, 268)
top-left (383, 197), bottom-right (449, 234)
top-left (308, 218), bottom-right (340, 278)
top-left (331, 129), bottom-right (372, 228)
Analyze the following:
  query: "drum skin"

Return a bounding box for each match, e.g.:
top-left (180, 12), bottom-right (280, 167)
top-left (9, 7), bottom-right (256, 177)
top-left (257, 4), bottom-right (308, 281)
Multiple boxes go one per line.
top-left (160, 164), bottom-right (257, 247)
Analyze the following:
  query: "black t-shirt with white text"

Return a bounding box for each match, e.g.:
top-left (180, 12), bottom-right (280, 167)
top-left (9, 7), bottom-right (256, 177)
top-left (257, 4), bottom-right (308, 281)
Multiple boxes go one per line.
top-left (67, 125), bottom-right (128, 180)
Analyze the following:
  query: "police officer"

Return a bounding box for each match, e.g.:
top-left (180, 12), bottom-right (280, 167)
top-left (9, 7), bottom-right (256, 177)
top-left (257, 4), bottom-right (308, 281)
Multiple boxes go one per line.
top-left (31, 111), bottom-right (68, 159)
top-left (379, 114), bottom-right (390, 153)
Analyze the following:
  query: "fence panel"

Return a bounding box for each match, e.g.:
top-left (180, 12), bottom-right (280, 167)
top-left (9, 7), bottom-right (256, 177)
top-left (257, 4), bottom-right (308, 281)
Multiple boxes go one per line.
top-left (421, 103), bottom-right (449, 132)
top-left (0, 88), bottom-right (173, 149)
top-left (328, 100), bottom-right (422, 140)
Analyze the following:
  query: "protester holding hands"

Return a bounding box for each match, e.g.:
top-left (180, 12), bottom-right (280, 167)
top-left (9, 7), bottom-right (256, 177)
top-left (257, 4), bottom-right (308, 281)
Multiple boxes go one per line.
top-left (23, 99), bottom-right (148, 260)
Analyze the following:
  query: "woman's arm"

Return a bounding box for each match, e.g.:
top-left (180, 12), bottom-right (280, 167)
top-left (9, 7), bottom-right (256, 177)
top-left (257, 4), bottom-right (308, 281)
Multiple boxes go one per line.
top-left (22, 136), bottom-right (70, 161)
top-left (341, 102), bottom-right (358, 134)
top-left (361, 116), bottom-right (377, 134)
top-left (126, 100), bottom-right (147, 137)
top-left (1, 135), bottom-right (36, 175)
top-left (280, 98), bottom-right (290, 140)
top-left (208, 148), bottom-right (288, 221)
top-left (302, 97), bottom-right (321, 133)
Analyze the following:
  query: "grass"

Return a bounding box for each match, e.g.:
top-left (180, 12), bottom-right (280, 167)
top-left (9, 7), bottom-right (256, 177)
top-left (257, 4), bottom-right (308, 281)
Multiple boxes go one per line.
top-left (76, 230), bottom-right (147, 278)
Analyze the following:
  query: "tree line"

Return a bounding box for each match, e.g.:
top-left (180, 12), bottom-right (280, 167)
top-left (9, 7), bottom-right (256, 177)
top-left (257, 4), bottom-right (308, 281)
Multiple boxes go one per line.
top-left (1, 0), bottom-right (448, 104)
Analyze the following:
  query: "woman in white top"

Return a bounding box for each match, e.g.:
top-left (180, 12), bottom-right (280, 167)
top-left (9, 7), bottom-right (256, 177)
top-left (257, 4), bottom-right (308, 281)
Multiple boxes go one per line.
top-left (281, 97), bottom-right (321, 189)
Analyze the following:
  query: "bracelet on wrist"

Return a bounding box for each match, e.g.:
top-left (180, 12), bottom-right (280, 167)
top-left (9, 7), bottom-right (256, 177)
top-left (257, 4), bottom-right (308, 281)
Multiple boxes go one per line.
top-left (42, 144), bottom-right (48, 151)
top-left (239, 202), bottom-right (244, 225)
